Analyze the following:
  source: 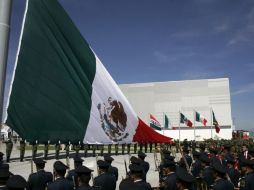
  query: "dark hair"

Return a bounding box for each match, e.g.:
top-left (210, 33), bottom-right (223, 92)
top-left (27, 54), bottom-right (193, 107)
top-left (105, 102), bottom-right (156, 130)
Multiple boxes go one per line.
top-left (79, 174), bottom-right (91, 184)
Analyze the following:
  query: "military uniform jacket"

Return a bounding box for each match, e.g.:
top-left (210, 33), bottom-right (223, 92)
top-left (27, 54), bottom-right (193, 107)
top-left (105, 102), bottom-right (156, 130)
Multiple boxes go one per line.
top-left (241, 171), bottom-right (254, 190)
top-left (164, 172), bottom-right (177, 190)
top-left (227, 167), bottom-right (240, 187)
top-left (66, 169), bottom-right (78, 187)
top-left (119, 177), bottom-right (133, 190)
top-left (192, 159), bottom-right (202, 177)
top-left (213, 178), bottom-right (234, 190)
top-left (47, 177), bottom-right (74, 190)
top-left (94, 172), bottom-right (116, 190)
top-left (134, 180), bottom-right (152, 190)
top-left (108, 165), bottom-right (118, 181)
top-left (202, 166), bottom-right (214, 187)
top-left (27, 169), bottom-right (53, 190)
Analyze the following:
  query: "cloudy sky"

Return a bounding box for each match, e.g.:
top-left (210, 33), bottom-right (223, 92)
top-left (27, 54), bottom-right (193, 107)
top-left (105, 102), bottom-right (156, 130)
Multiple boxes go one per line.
top-left (6, 0), bottom-right (254, 130)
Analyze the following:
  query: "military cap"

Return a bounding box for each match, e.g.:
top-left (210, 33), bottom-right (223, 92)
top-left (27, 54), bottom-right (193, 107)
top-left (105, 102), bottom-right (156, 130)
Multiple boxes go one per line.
top-left (212, 161), bottom-right (227, 174)
top-left (0, 168), bottom-right (10, 178)
top-left (0, 152), bottom-right (4, 156)
top-left (54, 161), bottom-right (69, 171)
top-left (176, 167), bottom-right (195, 183)
top-left (104, 154), bottom-right (114, 162)
top-left (163, 160), bottom-right (176, 168)
top-left (129, 164), bottom-right (143, 173)
top-left (138, 151), bottom-right (147, 158)
top-left (74, 156), bottom-right (84, 163)
top-left (162, 149), bottom-right (171, 155)
top-left (75, 166), bottom-right (93, 175)
top-left (193, 151), bottom-right (201, 157)
top-left (200, 155), bottom-right (210, 163)
top-left (97, 160), bottom-right (110, 168)
top-left (164, 155), bottom-right (175, 161)
top-left (130, 156), bottom-right (142, 165)
top-left (33, 158), bottom-right (46, 164)
top-left (6, 175), bottom-right (27, 189)
top-left (226, 157), bottom-right (236, 164)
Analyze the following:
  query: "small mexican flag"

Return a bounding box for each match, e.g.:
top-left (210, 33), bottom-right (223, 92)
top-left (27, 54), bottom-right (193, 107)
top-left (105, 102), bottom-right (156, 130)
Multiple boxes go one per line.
top-left (150, 114), bottom-right (162, 131)
top-left (195, 111), bottom-right (207, 126)
top-left (180, 113), bottom-right (193, 127)
top-left (212, 111), bottom-right (220, 133)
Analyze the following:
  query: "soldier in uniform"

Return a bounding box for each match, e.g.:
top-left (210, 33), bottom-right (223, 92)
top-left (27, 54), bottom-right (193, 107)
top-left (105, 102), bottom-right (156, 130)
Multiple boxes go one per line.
top-left (175, 167), bottom-right (195, 190)
top-left (65, 142), bottom-right (70, 158)
top-left (139, 143), bottom-right (143, 152)
top-left (55, 141), bottom-right (61, 160)
top-left (66, 156), bottom-right (84, 188)
top-left (138, 151), bottom-right (149, 181)
top-left (74, 142), bottom-right (81, 157)
top-left (178, 148), bottom-right (192, 170)
top-left (191, 151), bottom-right (202, 178)
top-left (226, 157), bottom-right (240, 188)
top-left (144, 143), bottom-right (148, 153)
top-left (122, 143), bottom-right (126, 155)
top-left (212, 161), bottom-right (234, 190)
top-left (108, 144), bottom-right (112, 154)
top-left (149, 143), bottom-right (153, 153)
top-left (200, 154), bottom-right (214, 188)
top-left (127, 144), bottom-right (131, 154)
top-left (44, 141), bottom-right (50, 160)
top-left (115, 143), bottom-right (119, 155)
top-left (83, 143), bottom-right (89, 157)
top-left (104, 154), bottom-right (118, 181)
top-left (240, 159), bottom-right (254, 190)
top-left (6, 175), bottom-right (27, 190)
top-left (75, 165), bottom-right (94, 190)
top-left (27, 158), bottom-right (53, 190)
top-left (4, 138), bottom-right (13, 163)
top-left (31, 141), bottom-right (38, 160)
top-left (47, 161), bottom-right (73, 190)
top-left (129, 164), bottom-right (152, 190)
top-left (19, 139), bottom-right (26, 162)
top-left (94, 160), bottom-right (116, 190)
top-left (133, 143), bottom-right (137, 154)
top-left (161, 160), bottom-right (177, 190)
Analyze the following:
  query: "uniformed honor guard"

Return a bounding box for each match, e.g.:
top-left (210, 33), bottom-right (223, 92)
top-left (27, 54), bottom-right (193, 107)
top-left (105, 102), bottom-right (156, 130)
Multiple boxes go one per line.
top-left (44, 141), bottom-right (50, 160)
top-left (161, 160), bottom-right (177, 190)
top-left (226, 157), bottom-right (240, 188)
top-left (65, 142), bottom-right (70, 158)
top-left (200, 154), bottom-right (214, 188)
top-left (66, 156), bottom-right (84, 188)
top-left (83, 143), bottom-right (89, 157)
top-left (149, 143), bottom-right (153, 153)
top-left (27, 158), bottom-right (53, 190)
top-left (104, 154), bottom-right (118, 181)
top-left (138, 151), bottom-right (149, 181)
top-left (6, 175), bottom-right (27, 190)
top-left (191, 151), bottom-right (202, 178)
top-left (240, 159), bottom-right (254, 190)
top-left (115, 143), bottom-right (119, 155)
top-left (5, 138), bottom-right (13, 163)
top-left (55, 141), bottom-right (61, 160)
top-left (144, 143), bottom-right (148, 153)
top-left (127, 144), bottom-right (131, 154)
top-left (74, 141), bottom-right (81, 157)
top-left (19, 139), bottom-right (26, 162)
top-left (47, 161), bottom-right (73, 190)
top-left (133, 143), bottom-right (137, 154)
top-left (31, 141), bottom-right (38, 160)
top-left (129, 164), bottom-right (152, 190)
top-left (175, 167), bottom-right (195, 190)
top-left (108, 144), bottom-right (112, 154)
top-left (75, 166), bottom-right (94, 189)
top-left (122, 144), bottom-right (126, 155)
top-left (94, 160), bottom-right (116, 190)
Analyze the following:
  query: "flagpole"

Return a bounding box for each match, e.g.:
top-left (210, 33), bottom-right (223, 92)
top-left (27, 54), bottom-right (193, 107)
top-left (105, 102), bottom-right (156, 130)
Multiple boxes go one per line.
top-left (210, 108), bottom-right (213, 139)
top-left (178, 111), bottom-right (181, 144)
top-left (193, 110), bottom-right (196, 141)
top-left (0, 0), bottom-right (12, 124)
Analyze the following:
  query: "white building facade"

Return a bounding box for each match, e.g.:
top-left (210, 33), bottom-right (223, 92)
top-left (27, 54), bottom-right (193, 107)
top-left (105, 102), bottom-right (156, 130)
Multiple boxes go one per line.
top-left (119, 78), bottom-right (232, 141)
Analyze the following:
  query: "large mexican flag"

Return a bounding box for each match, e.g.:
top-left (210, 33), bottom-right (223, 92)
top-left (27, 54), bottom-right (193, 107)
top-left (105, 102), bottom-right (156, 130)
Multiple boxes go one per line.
top-left (5, 0), bottom-right (140, 144)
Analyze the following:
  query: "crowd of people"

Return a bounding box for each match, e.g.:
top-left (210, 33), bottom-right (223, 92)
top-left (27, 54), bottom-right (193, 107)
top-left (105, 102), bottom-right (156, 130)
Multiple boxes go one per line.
top-left (0, 138), bottom-right (254, 190)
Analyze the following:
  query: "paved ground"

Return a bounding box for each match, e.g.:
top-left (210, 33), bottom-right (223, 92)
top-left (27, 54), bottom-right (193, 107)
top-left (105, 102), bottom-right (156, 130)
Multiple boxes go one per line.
top-left (0, 142), bottom-right (181, 189)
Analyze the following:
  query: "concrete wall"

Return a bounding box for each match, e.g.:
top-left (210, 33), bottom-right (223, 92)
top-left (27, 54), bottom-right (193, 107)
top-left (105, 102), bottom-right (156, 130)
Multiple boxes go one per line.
top-left (119, 78), bottom-right (233, 140)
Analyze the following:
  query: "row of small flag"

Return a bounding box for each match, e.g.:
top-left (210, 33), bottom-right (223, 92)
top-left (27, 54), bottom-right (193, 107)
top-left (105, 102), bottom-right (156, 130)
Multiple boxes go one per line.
top-left (149, 111), bottom-right (220, 133)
